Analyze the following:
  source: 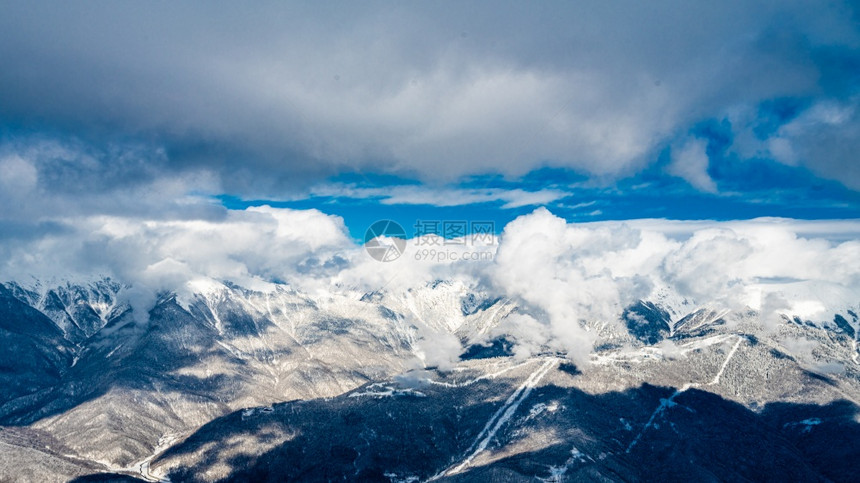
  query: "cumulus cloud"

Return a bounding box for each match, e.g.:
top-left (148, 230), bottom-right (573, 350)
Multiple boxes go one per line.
top-left (0, 206), bottom-right (355, 316)
top-left (487, 209), bottom-right (859, 363)
top-left (410, 330), bottom-right (463, 371)
top-left (1, 204), bottom-right (858, 362)
top-left (491, 313), bottom-right (553, 360)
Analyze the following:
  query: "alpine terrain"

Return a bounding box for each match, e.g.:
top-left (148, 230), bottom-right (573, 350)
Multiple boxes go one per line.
top-left (0, 278), bottom-right (858, 482)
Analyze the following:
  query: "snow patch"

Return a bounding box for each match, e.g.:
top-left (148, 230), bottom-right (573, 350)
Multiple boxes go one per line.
top-left (349, 383), bottom-right (426, 399)
top-left (539, 445), bottom-right (591, 482)
top-left (784, 418), bottom-right (822, 433)
top-left (710, 336), bottom-right (743, 385)
top-left (384, 473), bottom-right (419, 483)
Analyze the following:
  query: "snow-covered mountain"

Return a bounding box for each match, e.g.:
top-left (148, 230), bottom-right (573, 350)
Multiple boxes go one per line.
top-left (0, 278), bottom-right (858, 482)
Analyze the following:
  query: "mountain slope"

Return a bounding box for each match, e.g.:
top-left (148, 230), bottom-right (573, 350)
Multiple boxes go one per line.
top-left (0, 278), bottom-right (857, 481)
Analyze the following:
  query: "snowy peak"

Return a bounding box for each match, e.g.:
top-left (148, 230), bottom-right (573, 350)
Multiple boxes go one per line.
top-left (2, 279), bottom-right (124, 344)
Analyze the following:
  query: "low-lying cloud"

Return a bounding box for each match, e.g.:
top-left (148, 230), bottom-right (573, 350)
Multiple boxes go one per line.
top-left (2, 206), bottom-right (857, 366)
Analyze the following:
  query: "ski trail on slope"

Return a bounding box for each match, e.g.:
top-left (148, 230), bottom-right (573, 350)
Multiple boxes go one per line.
top-left (424, 359), bottom-right (535, 388)
top-left (627, 336), bottom-right (744, 453)
top-left (429, 357), bottom-right (558, 480)
top-left (625, 383), bottom-right (693, 454)
top-left (710, 336), bottom-right (743, 385)
top-left (590, 334), bottom-right (735, 366)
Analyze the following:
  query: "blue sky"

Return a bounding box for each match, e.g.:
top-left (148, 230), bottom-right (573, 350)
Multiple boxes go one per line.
top-left (221, 149), bottom-right (860, 241)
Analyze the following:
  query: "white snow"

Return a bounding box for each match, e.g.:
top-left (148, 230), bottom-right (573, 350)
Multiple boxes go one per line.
top-left (104, 343), bottom-right (123, 359)
top-left (591, 333), bottom-right (736, 367)
top-left (627, 335), bottom-right (746, 453)
top-left (852, 339), bottom-right (859, 366)
top-left (349, 383), bottom-right (426, 399)
top-left (526, 401), bottom-right (560, 421)
top-left (383, 473), bottom-right (420, 483)
top-left (784, 418), bottom-right (822, 433)
top-left (431, 357), bottom-right (559, 479)
top-left (710, 336), bottom-right (743, 385)
top-left (626, 383), bottom-right (694, 453)
top-left (538, 445), bottom-right (591, 482)
top-left (424, 359), bottom-right (534, 388)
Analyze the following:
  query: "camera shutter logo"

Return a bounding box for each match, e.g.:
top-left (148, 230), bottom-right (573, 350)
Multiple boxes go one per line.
top-left (364, 220), bottom-right (407, 262)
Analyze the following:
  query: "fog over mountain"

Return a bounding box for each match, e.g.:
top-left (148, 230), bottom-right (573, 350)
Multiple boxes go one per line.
top-left (3, 207), bottom-right (859, 364)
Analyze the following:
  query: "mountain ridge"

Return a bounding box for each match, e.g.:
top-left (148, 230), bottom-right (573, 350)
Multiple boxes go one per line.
top-left (0, 277), bottom-right (858, 481)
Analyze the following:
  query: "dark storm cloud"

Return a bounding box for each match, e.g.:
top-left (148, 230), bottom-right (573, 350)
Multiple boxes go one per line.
top-left (0, 0), bottom-right (858, 197)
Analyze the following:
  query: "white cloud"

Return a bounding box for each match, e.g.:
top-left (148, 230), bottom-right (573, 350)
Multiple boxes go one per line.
top-left (488, 209), bottom-right (860, 362)
top-left (411, 329), bottom-right (463, 371)
top-left (771, 97), bottom-right (860, 189)
top-left (310, 184), bottom-right (567, 208)
top-left (492, 313), bottom-right (552, 360)
top-left (1, 204), bottom-right (857, 363)
top-left (758, 292), bottom-right (792, 332)
top-left (729, 95), bottom-right (860, 189)
top-left (0, 155), bottom-right (38, 195)
top-left (668, 138), bottom-right (718, 193)
top-left (1, 206), bottom-right (355, 313)
top-left (490, 208), bottom-right (633, 365)
top-left (1, 2), bottom-right (857, 192)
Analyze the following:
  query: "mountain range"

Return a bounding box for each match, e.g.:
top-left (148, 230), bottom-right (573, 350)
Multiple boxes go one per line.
top-left (0, 278), bottom-right (858, 482)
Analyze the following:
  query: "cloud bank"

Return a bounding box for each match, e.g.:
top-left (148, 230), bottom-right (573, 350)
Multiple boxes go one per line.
top-left (2, 206), bottom-right (857, 365)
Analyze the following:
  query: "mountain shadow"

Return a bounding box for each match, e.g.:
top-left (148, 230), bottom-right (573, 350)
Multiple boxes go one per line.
top-left (69, 372), bottom-right (860, 482)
